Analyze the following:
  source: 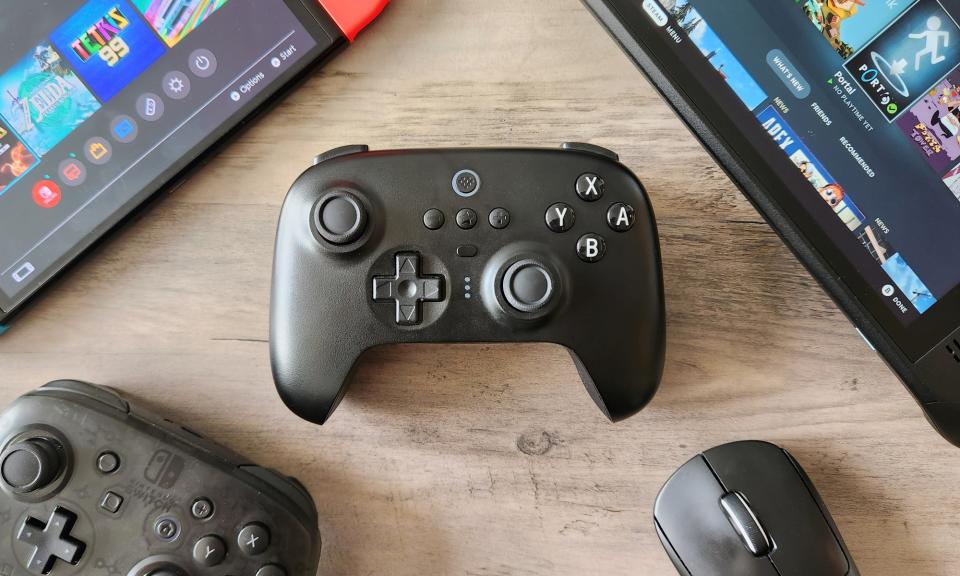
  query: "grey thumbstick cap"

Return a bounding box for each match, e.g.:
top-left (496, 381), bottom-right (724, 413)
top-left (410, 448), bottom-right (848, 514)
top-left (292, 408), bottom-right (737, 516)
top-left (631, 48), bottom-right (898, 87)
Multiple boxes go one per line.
top-left (0, 438), bottom-right (64, 493)
top-left (313, 191), bottom-right (368, 245)
top-left (502, 259), bottom-right (556, 313)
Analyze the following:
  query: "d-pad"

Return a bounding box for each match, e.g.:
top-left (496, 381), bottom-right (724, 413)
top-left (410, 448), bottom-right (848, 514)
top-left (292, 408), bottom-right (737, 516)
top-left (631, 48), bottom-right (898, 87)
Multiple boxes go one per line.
top-left (373, 252), bottom-right (445, 325)
top-left (17, 507), bottom-right (85, 575)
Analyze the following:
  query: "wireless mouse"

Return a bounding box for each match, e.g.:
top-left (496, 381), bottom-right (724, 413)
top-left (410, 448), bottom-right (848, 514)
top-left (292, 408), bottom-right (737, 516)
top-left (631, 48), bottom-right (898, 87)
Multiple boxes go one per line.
top-left (653, 441), bottom-right (859, 576)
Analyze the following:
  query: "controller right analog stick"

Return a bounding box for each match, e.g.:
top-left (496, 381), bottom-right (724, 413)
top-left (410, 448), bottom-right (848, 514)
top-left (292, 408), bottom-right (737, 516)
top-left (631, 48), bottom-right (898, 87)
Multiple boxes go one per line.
top-left (502, 259), bottom-right (557, 314)
top-left (0, 437), bottom-right (64, 493)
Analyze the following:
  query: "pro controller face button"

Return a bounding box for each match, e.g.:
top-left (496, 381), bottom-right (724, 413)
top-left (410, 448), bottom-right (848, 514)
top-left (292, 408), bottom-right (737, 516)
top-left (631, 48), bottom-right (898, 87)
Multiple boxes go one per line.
top-left (423, 208), bottom-right (445, 230)
top-left (607, 203), bottom-right (636, 232)
top-left (488, 207), bottom-right (511, 229)
top-left (192, 535), bottom-right (227, 567)
top-left (313, 191), bottom-right (367, 245)
top-left (545, 203), bottom-right (576, 232)
top-left (372, 253), bottom-right (446, 325)
top-left (456, 208), bottom-right (478, 230)
top-left (452, 169), bottom-right (481, 197)
top-left (503, 260), bottom-right (556, 313)
top-left (256, 565), bottom-right (287, 576)
top-left (238, 523), bottom-right (270, 556)
top-left (1, 438), bottom-right (63, 493)
top-left (576, 173), bottom-right (605, 201)
top-left (17, 507), bottom-right (85, 575)
top-left (577, 234), bottom-right (607, 263)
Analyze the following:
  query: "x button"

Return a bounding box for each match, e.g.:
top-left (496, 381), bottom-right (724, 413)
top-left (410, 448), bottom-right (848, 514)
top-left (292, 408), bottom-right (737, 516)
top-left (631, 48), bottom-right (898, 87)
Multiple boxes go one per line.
top-left (17, 507), bottom-right (85, 575)
top-left (373, 252), bottom-right (445, 325)
top-left (576, 173), bottom-right (605, 202)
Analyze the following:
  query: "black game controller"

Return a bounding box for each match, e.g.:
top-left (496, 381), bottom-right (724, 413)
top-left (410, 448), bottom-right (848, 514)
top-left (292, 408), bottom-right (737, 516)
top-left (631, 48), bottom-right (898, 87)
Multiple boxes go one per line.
top-left (271, 144), bottom-right (666, 424)
top-left (0, 381), bottom-right (320, 576)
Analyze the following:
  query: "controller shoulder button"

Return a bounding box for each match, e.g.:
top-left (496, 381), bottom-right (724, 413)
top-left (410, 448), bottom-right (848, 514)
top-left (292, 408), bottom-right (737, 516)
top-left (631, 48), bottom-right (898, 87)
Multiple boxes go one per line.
top-left (312, 145), bottom-right (369, 166)
top-left (40, 380), bottom-right (129, 413)
top-left (561, 142), bottom-right (619, 162)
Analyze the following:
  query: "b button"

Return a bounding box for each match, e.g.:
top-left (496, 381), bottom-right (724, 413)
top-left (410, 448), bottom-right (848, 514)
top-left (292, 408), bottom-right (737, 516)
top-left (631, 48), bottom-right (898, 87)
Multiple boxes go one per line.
top-left (577, 234), bottom-right (606, 263)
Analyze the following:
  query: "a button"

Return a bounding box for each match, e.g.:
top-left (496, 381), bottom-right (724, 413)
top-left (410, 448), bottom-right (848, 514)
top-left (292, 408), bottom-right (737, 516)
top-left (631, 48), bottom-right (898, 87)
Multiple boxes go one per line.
top-left (457, 245), bottom-right (478, 258)
top-left (502, 260), bottom-right (556, 314)
top-left (607, 203), bottom-right (636, 232)
top-left (154, 516), bottom-right (180, 542)
top-left (576, 174), bottom-right (605, 201)
top-left (256, 565), bottom-right (287, 576)
top-left (58, 158), bottom-right (87, 187)
top-left (456, 208), bottom-right (478, 229)
top-left (191, 498), bottom-right (214, 520)
top-left (561, 142), bottom-right (620, 161)
top-left (423, 209), bottom-right (445, 230)
top-left (163, 71), bottom-right (191, 100)
top-left (32, 180), bottom-right (61, 209)
top-left (766, 49), bottom-right (810, 99)
top-left (84, 137), bottom-right (112, 165)
top-left (641, 0), bottom-right (669, 27)
top-left (96, 451), bottom-right (120, 474)
top-left (17, 507), bottom-right (85, 575)
top-left (238, 523), bottom-right (270, 556)
top-left (192, 535), bottom-right (227, 567)
top-left (110, 115), bottom-right (138, 144)
top-left (313, 145), bottom-right (369, 165)
top-left (188, 49), bottom-right (218, 78)
top-left (545, 203), bottom-right (576, 232)
top-left (372, 252), bottom-right (446, 326)
top-left (136, 93), bottom-right (164, 121)
top-left (99, 491), bottom-right (124, 514)
top-left (577, 234), bottom-right (607, 263)
top-left (452, 169), bottom-right (481, 196)
top-left (313, 191), bottom-right (368, 245)
top-left (489, 208), bottom-right (511, 229)
top-left (1, 438), bottom-right (63, 493)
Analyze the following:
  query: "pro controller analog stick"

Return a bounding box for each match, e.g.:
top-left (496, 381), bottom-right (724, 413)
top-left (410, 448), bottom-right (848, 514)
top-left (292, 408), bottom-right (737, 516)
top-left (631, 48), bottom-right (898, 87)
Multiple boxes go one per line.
top-left (502, 259), bottom-right (556, 314)
top-left (0, 437), bottom-right (64, 493)
top-left (313, 190), bottom-right (368, 245)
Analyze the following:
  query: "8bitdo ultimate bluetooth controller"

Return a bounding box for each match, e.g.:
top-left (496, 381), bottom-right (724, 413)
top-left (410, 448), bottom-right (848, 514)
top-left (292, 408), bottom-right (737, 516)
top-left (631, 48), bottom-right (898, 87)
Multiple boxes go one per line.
top-left (0, 381), bottom-right (320, 576)
top-left (270, 144), bottom-right (666, 424)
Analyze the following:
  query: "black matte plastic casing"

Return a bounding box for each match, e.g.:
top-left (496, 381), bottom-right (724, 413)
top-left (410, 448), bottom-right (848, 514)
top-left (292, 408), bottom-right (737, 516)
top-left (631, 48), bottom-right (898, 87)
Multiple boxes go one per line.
top-left (654, 441), bottom-right (859, 576)
top-left (270, 146), bottom-right (666, 424)
top-left (0, 381), bottom-right (321, 576)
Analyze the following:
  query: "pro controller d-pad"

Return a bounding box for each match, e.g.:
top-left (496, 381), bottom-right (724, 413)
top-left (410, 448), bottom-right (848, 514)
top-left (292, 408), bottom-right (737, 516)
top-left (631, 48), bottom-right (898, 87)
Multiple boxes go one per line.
top-left (271, 145), bottom-right (666, 425)
top-left (0, 381), bottom-right (321, 576)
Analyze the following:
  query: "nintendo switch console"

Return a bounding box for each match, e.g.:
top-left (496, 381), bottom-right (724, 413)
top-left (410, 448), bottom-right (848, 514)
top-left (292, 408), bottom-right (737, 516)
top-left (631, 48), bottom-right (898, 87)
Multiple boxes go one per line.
top-left (583, 0), bottom-right (960, 445)
top-left (270, 145), bottom-right (666, 424)
top-left (0, 0), bottom-right (389, 331)
top-left (0, 380), bottom-right (321, 576)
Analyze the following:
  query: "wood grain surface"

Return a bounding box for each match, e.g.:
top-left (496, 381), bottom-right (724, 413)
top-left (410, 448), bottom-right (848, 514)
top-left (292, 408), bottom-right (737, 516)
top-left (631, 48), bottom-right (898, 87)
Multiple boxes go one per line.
top-left (2, 1), bottom-right (959, 574)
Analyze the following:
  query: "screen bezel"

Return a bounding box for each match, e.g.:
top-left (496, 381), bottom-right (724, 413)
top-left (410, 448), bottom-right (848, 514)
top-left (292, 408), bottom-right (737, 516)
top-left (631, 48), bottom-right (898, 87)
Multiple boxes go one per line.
top-left (0, 0), bottom-right (346, 321)
top-left (584, 0), bottom-right (960, 363)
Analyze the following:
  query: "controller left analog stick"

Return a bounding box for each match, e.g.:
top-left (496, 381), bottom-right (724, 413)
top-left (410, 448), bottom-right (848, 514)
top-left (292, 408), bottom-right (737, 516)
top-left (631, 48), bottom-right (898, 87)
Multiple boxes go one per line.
top-left (313, 190), bottom-right (368, 245)
top-left (0, 437), bottom-right (65, 493)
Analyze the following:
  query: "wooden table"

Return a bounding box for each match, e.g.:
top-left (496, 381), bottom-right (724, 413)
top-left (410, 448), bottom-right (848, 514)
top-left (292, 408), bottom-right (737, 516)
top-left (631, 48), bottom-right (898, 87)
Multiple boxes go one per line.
top-left (2, 1), bottom-right (958, 574)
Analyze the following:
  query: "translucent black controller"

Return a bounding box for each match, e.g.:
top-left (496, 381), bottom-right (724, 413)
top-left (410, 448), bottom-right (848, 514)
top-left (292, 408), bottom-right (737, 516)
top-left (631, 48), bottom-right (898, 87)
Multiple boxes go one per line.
top-left (271, 145), bottom-right (666, 424)
top-left (0, 381), bottom-right (320, 576)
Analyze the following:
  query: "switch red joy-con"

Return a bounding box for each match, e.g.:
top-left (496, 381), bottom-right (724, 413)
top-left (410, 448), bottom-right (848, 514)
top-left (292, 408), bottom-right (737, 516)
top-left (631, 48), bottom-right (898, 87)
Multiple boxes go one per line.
top-left (318, 0), bottom-right (390, 42)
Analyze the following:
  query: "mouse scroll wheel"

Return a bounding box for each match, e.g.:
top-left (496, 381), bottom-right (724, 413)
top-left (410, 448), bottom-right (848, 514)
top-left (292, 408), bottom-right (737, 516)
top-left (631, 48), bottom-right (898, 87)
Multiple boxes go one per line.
top-left (720, 491), bottom-right (773, 557)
